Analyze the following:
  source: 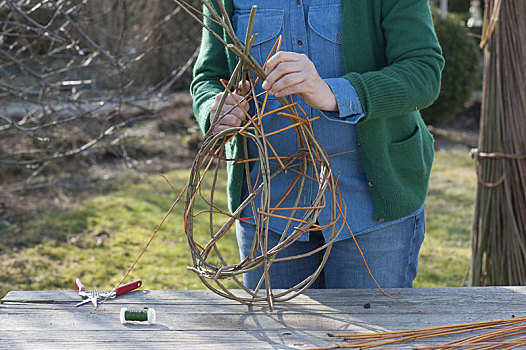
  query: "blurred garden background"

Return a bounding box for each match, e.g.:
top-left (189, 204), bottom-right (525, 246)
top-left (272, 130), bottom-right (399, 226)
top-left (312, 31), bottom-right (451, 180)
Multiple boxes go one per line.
top-left (0, 0), bottom-right (490, 298)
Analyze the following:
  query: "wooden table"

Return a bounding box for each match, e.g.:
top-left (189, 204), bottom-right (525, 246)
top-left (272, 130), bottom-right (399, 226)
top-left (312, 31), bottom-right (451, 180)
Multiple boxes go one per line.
top-left (2, 287), bottom-right (526, 349)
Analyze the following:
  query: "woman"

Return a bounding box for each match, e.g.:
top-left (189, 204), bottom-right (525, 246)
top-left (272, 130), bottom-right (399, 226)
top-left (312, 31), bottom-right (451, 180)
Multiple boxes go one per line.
top-left (191, 0), bottom-right (444, 289)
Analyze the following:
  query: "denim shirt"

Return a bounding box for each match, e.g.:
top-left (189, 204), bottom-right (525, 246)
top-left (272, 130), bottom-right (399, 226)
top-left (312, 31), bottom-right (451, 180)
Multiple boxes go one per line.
top-left (233, 0), bottom-right (423, 242)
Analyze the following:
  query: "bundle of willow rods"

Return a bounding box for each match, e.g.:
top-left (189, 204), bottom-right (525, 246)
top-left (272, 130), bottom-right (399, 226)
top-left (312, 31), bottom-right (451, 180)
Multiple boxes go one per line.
top-left (471, 0), bottom-right (526, 285)
top-left (177, 1), bottom-right (346, 309)
top-left (316, 315), bottom-right (526, 349)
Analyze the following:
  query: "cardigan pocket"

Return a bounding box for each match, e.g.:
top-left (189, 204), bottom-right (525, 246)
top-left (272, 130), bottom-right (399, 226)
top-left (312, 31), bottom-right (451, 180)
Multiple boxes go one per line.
top-left (232, 9), bottom-right (285, 68)
top-left (388, 122), bottom-right (431, 180)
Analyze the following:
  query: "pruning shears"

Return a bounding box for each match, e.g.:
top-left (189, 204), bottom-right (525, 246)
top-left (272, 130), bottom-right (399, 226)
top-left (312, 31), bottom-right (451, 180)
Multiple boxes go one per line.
top-left (75, 278), bottom-right (142, 307)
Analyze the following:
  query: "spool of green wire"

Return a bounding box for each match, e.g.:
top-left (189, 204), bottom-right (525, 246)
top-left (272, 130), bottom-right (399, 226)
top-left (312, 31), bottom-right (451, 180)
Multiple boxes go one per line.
top-left (120, 307), bottom-right (156, 324)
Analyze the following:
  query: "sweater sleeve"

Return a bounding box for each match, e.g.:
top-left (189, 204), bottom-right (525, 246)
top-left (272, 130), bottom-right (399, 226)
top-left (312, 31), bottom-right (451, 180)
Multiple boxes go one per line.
top-left (190, 4), bottom-right (231, 135)
top-left (343, 0), bottom-right (444, 122)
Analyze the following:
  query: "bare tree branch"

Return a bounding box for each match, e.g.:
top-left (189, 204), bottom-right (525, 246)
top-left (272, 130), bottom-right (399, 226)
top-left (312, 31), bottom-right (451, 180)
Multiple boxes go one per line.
top-left (1, 0), bottom-right (202, 182)
top-left (5, 0), bottom-right (67, 42)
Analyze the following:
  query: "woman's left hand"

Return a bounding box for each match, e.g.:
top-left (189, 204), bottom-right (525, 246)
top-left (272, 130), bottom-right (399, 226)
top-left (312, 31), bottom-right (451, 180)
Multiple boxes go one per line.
top-left (262, 51), bottom-right (338, 112)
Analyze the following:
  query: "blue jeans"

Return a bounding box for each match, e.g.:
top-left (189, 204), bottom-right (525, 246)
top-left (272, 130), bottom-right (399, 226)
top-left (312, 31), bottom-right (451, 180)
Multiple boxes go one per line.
top-left (235, 210), bottom-right (425, 289)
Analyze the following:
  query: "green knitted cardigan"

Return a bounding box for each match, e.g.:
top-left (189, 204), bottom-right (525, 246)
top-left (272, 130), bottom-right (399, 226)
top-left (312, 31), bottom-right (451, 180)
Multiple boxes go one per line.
top-left (190, 0), bottom-right (444, 222)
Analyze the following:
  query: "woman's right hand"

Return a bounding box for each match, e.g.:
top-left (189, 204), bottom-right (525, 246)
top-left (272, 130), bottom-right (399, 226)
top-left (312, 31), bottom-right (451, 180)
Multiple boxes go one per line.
top-left (209, 89), bottom-right (249, 134)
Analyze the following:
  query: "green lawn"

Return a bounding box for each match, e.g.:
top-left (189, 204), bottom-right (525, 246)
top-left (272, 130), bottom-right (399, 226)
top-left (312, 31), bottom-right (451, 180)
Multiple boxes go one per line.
top-left (0, 147), bottom-right (476, 297)
top-left (415, 147), bottom-right (476, 287)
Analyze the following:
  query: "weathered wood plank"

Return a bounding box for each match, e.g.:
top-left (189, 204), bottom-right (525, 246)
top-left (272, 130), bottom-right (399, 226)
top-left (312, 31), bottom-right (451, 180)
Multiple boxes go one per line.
top-left (1, 329), bottom-right (523, 349)
top-left (4, 286), bottom-right (525, 304)
top-left (0, 330), bottom-right (449, 350)
top-left (3, 300), bottom-right (523, 319)
top-left (1, 287), bottom-right (526, 349)
top-left (3, 287), bottom-right (525, 318)
top-left (0, 308), bottom-right (421, 332)
top-left (0, 302), bottom-right (522, 332)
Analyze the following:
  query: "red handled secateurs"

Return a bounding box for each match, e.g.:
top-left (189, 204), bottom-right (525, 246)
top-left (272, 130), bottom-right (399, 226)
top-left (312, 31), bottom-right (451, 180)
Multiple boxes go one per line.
top-left (75, 278), bottom-right (142, 307)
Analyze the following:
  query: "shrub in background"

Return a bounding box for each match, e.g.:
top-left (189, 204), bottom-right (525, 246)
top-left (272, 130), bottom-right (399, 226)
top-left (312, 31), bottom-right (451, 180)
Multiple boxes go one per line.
top-left (447, 0), bottom-right (471, 13)
top-left (421, 8), bottom-right (481, 126)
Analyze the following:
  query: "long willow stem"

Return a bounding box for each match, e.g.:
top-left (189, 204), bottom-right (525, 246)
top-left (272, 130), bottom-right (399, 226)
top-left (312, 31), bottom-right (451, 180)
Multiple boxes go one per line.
top-left (317, 316), bottom-right (526, 350)
top-left (93, 177), bottom-right (188, 312)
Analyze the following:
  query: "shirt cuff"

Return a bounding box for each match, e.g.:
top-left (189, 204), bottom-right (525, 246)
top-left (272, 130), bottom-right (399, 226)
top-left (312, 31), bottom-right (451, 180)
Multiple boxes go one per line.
top-left (320, 78), bottom-right (364, 124)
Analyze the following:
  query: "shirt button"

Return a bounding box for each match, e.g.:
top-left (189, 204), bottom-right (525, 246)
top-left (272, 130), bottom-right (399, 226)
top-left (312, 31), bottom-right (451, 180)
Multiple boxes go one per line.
top-left (356, 142), bottom-right (361, 146)
top-left (379, 218), bottom-right (385, 223)
top-left (368, 181), bottom-right (374, 187)
top-left (297, 39), bottom-right (303, 46)
top-left (336, 33), bottom-right (342, 41)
